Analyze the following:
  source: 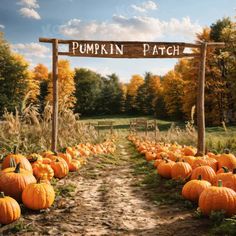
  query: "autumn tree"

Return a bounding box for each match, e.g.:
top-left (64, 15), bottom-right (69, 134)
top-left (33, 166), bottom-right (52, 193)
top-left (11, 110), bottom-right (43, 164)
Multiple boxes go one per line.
top-left (162, 70), bottom-right (184, 119)
top-left (47, 60), bottom-right (75, 109)
top-left (33, 63), bottom-right (49, 111)
top-left (126, 74), bottom-right (144, 113)
top-left (0, 33), bottom-right (29, 115)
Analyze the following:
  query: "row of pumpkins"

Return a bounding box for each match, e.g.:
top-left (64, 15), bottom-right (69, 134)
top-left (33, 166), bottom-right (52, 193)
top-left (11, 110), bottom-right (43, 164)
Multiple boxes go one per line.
top-left (127, 135), bottom-right (236, 217)
top-left (0, 140), bottom-right (116, 225)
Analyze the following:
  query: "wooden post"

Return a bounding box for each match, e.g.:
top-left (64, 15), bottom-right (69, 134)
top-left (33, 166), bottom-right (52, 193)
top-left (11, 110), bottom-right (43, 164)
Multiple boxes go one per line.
top-left (154, 120), bottom-right (157, 140)
top-left (196, 42), bottom-right (207, 156)
top-left (111, 122), bottom-right (113, 135)
top-left (145, 121), bottom-right (148, 137)
top-left (52, 39), bottom-right (58, 152)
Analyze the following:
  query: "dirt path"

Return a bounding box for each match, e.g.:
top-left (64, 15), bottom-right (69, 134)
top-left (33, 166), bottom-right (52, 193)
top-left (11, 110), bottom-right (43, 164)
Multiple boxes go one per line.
top-left (1, 138), bottom-right (210, 236)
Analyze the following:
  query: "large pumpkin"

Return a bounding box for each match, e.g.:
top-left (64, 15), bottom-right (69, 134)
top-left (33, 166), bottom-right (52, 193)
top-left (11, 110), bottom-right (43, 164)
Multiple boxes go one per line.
top-left (50, 158), bottom-right (69, 178)
top-left (2, 149), bottom-right (32, 173)
top-left (0, 163), bottom-right (36, 201)
top-left (22, 182), bottom-right (55, 210)
top-left (182, 176), bottom-right (211, 202)
top-left (199, 180), bottom-right (236, 216)
top-left (157, 159), bottom-right (175, 179)
top-left (171, 161), bottom-right (192, 180)
top-left (0, 192), bottom-right (21, 224)
top-left (191, 166), bottom-right (216, 184)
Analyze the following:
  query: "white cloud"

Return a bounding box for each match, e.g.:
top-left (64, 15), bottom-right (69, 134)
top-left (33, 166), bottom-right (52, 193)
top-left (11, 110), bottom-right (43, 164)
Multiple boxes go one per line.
top-left (12, 43), bottom-right (50, 58)
top-left (17, 0), bottom-right (39, 8)
top-left (131, 1), bottom-right (158, 13)
top-left (0, 24), bottom-right (5, 29)
top-left (19, 7), bottom-right (41, 20)
top-left (59, 15), bottom-right (202, 42)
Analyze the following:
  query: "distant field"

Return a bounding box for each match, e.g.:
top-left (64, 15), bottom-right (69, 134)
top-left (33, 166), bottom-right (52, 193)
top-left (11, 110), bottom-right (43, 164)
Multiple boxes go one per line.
top-left (79, 115), bottom-right (236, 153)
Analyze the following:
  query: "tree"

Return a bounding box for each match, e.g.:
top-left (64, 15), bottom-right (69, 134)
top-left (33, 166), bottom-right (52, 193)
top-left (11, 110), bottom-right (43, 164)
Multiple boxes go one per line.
top-left (162, 70), bottom-right (184, 119)
top-left (98, 74), bottom-right (122, 114)
top-left (74, 68), bottom-right (102, 115)
top-left (126, 74), bottom-right (144, 113)
top-left (0, 33), bottom-right (29, 115)
top-left (33, 63), bottom-right (49, 111)
top-left (47, 60), bottom-right (75, 109)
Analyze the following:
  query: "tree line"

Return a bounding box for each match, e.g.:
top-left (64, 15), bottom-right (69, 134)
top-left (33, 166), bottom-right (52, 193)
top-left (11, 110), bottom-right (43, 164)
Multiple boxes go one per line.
top-left (0, 17), bottom-right (235, 125)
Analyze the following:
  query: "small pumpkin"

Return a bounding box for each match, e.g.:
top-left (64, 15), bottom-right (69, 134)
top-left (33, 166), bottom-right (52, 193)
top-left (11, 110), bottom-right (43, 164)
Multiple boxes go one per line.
top-left (145, 151), bottom-right (156, 161)
top-left (217, 150), bottom-right (236, 171)
top-left (214, 169), bottom-right (236, 192)
top-left (50, 158), bottom-right (69, 178)
top-left (57, 152), bottom-right (72, 166)
top-left (33, 163), bottom-right (54, 181)
top-left (171, 161), bottom-right (192, 180)
top-left (153, 158), bottom-right (164, 168)
top-left (27, 153), bottom-right (43, 163)
top-left (199, 180), bottom-right (236, 216)
top-left (0, 163), bottom-right (36, 201)
top-left (192, 156), bottom-right (217, 172)
top-left (157, 159), bottom-right (175, 179)
top-left (69, 159), bottom-right (81, 172)
top-left (22, 182), bottom-right (55, 210)
top-left (191, 166), bottom-right (216, 184)
top-left (182, 175), bottom-right (211, 202)
top-left (0, 192), bottom-right (21, 224)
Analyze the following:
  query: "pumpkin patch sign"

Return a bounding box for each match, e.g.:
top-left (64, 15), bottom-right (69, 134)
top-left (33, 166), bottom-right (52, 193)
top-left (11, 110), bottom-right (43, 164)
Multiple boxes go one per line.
top-left (66, 40), bottom-right (198, 58)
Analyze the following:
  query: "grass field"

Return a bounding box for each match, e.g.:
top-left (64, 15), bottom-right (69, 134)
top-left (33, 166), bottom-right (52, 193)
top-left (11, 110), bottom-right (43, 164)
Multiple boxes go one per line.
top-left (79, 115), bottom-right (236, 154)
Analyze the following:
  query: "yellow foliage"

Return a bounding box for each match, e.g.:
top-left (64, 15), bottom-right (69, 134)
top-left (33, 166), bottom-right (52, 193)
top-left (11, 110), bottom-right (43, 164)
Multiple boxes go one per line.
top-left (47, 60), bottom-right (76, 109)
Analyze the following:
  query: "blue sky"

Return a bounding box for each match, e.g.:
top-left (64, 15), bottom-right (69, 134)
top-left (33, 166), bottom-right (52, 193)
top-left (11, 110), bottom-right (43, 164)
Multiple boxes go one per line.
top-left (0, 0), bottom-right (235, 82)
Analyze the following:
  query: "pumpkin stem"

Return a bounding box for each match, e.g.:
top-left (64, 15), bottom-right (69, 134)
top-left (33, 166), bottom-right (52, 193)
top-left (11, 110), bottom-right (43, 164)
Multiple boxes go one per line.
top-left (197, 175), bottom-right (202, 180)
top-left (224, 149), bottom-right (230, 154)
top-left (222, 166), bottom-right (229, 173)
top-left (218, 180), bottom-right (223, 187)
top-left (14, 163), bottom-right (21, 173)
top-left (233, 169), bottom-right (236, 174)
top-left (0, 192), bottom-right (5, 198)
top-left (13, 145), bottom-right (17, 154)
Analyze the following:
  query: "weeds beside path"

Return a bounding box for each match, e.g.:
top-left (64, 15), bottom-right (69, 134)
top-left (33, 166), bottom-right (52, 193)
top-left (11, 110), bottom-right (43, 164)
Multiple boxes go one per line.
top-left (1, 136), bottom-right (211, 236)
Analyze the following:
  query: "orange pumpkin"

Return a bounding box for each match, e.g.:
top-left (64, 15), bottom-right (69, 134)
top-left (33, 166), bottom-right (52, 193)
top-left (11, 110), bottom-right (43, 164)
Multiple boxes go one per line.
top-left (171, 161), bottom-right (192, 180)
top-left (191, 166), bottom-right (216, 184)
top-left (217, 151), bottom-right (236, 171)
top-left (214, 169), bottom-right (236, 192)
top-left (2, 150), bottom-right (32, 173)
top-left (50, 158), bottom-right (69, 178)
top-left (157, 159), bottom-right (175, 179)
top-left (199, 180), bottom-right (236, 216)
top-left (33, 163), bottom-right (54, 181)
top-left (182, 176), bottom-right (211, 202)
top-left (22, 182), bottom-right (55, 210)
top-left (0, 192), bottom-right (21, 224)
top-left (57, 152), bottom-right (72, 166)
top-left (69, 159), bottom-right (81, 172)
top-left (145, 151), bottom-right (156, 161)
top-left (0, 163), bottom-right (36, 201)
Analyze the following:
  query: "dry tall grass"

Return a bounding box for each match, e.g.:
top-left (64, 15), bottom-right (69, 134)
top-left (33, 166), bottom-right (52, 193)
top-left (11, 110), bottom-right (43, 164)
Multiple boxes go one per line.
top-left (0, 103), bottom-right (100, 154)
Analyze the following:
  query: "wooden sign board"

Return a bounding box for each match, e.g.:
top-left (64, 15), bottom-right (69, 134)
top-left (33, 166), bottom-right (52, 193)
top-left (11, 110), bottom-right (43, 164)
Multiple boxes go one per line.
top-left (66, 41), bottom-right (200, 58)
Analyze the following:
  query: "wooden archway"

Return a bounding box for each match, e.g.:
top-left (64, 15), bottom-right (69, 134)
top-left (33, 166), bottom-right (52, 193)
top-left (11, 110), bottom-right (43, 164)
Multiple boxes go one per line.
top-left (39, 38), bottom-right (224, 155)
